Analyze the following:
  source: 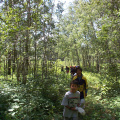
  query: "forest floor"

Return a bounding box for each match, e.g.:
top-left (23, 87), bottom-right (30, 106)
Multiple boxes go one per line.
top-left (77, 72), bottom-right (120, 120)
top-left (0, 71), bottom-right (120, 120)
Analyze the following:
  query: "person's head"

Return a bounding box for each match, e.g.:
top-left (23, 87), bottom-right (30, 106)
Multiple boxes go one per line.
top-left (76, 66), bottom-right (82, 76)
top-left (70, 80), bottom-right (78, 93)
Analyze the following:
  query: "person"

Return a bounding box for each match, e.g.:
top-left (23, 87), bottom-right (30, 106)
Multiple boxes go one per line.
top-left (66, 66), bottom-right (69, 73)
top-left (61, 66), bottom-right (64, 72)
top-left (73, 67), bottom-right (88, 108)
top-left (72, 66), bottom-right (78, 77)
top-left (70, 66), bottom-right (74, 78)
top-left (61, 80), bottom-right (80, 120)
top-left (70, 66), bottom-right (77, 79)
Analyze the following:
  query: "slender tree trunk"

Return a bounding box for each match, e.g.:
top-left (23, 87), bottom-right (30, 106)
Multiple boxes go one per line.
top-left (43, 21), bottom-right (47, 78)
top-left (34, 40), bottom-right (37, 78)
top-left (75, 46), bottom-right (80, 66)
top-left (92, 56), bottom-right (95, 66)
top-left (85, 50), bottom-right (88, 67)
top-left (82, 54), bottom-right (85, 67)
top-left (22, 0), bottom-right (31, 84)
top-left (96, 52), bottom-right (100, 72)
top-left (16, 60), bottom-right (21, 83)
top-left (88, 55), bottom-right (91, 68)
top-left (8, 52), bottom-right (11, 75)
top-left (34, 27), bottom-right (37, 78)
top-left (4, 59), bottom-right (5, 79)
top-left (6, 56), bottom-right (8, 79)
top-left (13, 42), bottom-right (16, 73)
top-left (42, 60), bottom-right (44, 81)
top-left (34, 4), bottom-right (39, 78)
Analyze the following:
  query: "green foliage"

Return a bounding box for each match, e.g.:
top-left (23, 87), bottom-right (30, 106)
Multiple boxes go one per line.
top-left (83, 71), bottom-right (120, 120)
top-left (0, 0), bottom-right (120, 119)
top-left (0, 70), bottom-right (120, 120)
top-left (0, 68), bottom-right (71, 120)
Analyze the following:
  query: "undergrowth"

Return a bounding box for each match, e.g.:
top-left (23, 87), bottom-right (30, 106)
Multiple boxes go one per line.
top-left (0, 71), bottom-right (120, 120)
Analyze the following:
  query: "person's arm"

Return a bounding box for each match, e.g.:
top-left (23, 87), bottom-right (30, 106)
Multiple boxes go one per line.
top-left (65, 105), bottom-right (71, 109)
top-left (77, 103), bottom-right (80, 107)
top-left (65, 106), bottom-right (77, 111)
top-left (61, 93), bottom-right (68, 106)
top-left (85, 89), bottom-right (88, 96)
top-left (83, 77), bottom-right (88, 96)
top-left (77, 92), bottom-right (80, 107)
top-left (73, 75), bottom-right (77, 80)
top-left (71, 107), bottom-right (77, 111)
top-left (85, 78), bottom-right (88, 96)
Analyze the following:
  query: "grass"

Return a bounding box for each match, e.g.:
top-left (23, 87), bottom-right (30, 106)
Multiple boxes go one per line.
top-left (81, 71), bottom-right (120, 120)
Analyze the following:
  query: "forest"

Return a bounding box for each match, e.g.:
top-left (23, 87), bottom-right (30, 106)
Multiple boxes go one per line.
top-left (0, 0), bottom-right (120, 120)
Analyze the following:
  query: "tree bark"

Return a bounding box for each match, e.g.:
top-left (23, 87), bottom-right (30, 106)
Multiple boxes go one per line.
top-left (22, 0), bottom-right (31, 84)
top-left (8, 52), bottom-right (11, 75)
top-left (96, 52), bottom-right (99, 72)
top-left (12, 41), bottom-right (17, 73)
top-left (75, 46), bottom-right (80, 66)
